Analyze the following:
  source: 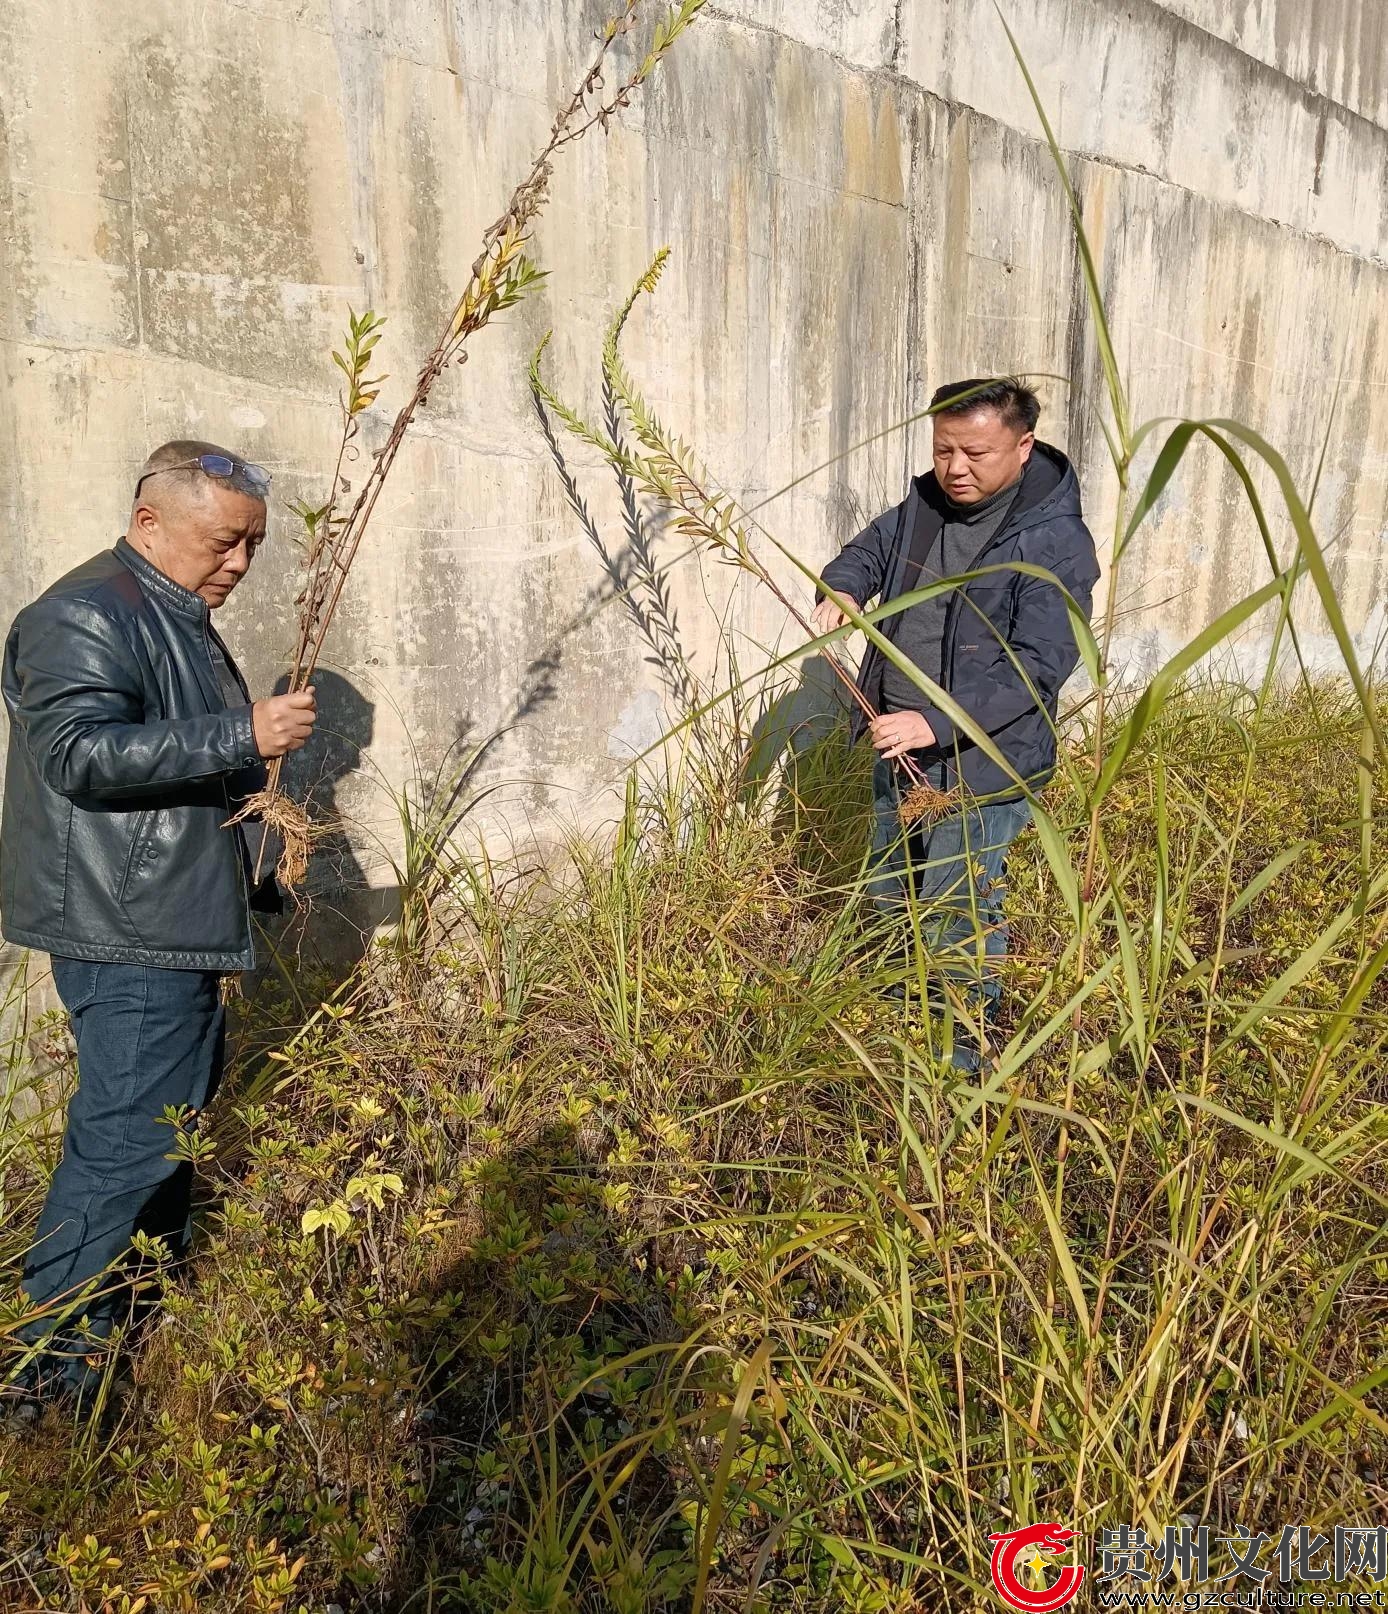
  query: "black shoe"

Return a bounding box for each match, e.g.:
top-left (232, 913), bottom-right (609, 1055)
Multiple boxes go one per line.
top-left (918, 991), bottom-right (990, 1073)
top-left (946, 1030), bottom-right (982, 1073)
top-left (1, 1389), bottom-right (46, 1433)
top-left (2, 1359), bottom-right (75, 1433)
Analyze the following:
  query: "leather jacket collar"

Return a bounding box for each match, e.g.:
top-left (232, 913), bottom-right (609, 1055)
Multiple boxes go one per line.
top-left (115, 537), bottom-right (210, 620)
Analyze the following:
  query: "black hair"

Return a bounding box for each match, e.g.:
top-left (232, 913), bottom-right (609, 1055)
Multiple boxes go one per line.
top-left (930, 377), bottom-right (1040, 435)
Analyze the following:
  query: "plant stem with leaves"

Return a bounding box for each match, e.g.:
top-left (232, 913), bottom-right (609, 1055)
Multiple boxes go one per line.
top-left (240, 0), bottom-right (711, 886)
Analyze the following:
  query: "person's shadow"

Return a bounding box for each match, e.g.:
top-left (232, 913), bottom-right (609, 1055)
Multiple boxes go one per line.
top-left (262, 667), bottom-right (400, 985)
top-left (740, 651), bottom-right (851, 787)
top-left (379, 1120), bottom-right (694, 1607)
top-left (738, 653), bottom-right (877, 887)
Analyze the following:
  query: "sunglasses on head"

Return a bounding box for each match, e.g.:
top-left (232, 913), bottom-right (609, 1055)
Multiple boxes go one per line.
top-left (134, 453), bottom-right (272, 498)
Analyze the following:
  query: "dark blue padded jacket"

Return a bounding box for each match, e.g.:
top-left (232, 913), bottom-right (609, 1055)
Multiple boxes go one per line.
top-left (819, 441), bottom-right (1099, 800)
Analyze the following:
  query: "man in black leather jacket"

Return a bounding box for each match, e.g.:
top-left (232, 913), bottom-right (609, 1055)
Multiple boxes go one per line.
top-left (1, 439), bottom-right (317, 1410)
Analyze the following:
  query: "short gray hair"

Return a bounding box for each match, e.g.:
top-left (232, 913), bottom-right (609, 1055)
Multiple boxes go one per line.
top-left (133, 439), bottom-right (267, 506)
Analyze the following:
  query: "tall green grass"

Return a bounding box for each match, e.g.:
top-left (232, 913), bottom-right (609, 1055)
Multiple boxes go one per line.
top-left (2, 684), bottom-right (1383, 1610)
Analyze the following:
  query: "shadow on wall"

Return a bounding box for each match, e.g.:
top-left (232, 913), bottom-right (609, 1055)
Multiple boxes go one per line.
top-left (247, 376), bottom-right (859, 978)
top-left (262, 666), bottom-right (400, 980)
top-left (742, 652), bottom-right (851, 791)
top-left (531, 368), bottom-right (862, 793)
top-left (532, 377), bottom-right (706, 732)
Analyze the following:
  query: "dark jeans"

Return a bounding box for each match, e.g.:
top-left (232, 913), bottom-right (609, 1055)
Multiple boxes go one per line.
top-left (18, 958), bottom-right (224, 1388)
top-left (868, 755), bottom-right (1031, 1014)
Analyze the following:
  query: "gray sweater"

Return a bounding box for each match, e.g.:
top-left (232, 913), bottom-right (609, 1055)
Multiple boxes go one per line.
top-left (879, 475), bottom-right (1021, 715)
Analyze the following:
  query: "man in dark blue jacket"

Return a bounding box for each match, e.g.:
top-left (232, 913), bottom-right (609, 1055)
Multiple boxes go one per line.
top-left (1, 440), bottom-right (317, 1416)
top-left (813, 379), bottom-right (1098, 1062)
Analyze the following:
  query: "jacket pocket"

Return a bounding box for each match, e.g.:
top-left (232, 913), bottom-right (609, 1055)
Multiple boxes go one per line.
top-left (115, 809), bottom-right (152, 905)
top-left (118, 801), bottom-right (249, 957)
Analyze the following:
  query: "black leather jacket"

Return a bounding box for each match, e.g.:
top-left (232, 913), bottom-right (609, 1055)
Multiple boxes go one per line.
top-left (1, 539), bottom-right (275, 970)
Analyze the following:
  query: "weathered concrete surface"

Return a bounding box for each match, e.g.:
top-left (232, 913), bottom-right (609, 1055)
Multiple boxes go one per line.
top-left (901, 0), bottom-right (1388, 262)
top-left (1, 0), bottom-right (1386, 914)
top-left (1154, 0), bottom-right (1388, 131)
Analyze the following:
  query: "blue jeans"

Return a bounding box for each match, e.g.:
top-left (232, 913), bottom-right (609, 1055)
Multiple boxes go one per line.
top-left (868, 755), bottom-right (1031, 1014)
top-left (19, 959), bottom-right (225, 1387)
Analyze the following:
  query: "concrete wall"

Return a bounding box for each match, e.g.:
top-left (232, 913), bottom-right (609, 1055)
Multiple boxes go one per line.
top-left (2, 0), bottom-right (1386, 905)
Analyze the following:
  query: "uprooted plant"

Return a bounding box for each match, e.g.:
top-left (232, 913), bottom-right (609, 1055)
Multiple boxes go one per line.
top-left (231, 0), bottom-right (711, 888)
